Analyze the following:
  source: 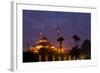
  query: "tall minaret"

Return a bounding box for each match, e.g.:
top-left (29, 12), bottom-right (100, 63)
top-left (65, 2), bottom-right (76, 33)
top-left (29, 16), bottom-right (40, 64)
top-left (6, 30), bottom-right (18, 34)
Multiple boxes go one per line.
top-left (57, 24), bottom-right (64, 55)
top-left (57, 24), bottom-right (60, 53)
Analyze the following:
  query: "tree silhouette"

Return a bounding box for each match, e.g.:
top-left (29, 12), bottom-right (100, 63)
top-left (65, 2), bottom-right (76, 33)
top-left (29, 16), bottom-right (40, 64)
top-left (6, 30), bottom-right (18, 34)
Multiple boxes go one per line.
top-left (70, 34), bottom-right (81, 60)
top-left (70, 46), bottom-right (80, 60)
top-left (72, 35), bottom-right (80, 46)
top-left (81, 39), bottom-right (91, 59)
top-left (57, 36), bottom-right (64, 53)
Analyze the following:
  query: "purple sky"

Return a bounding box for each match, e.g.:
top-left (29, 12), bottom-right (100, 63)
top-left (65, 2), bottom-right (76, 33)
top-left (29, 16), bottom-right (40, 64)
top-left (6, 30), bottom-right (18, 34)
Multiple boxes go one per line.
top-left (23, 10), bottom-right (91, 51)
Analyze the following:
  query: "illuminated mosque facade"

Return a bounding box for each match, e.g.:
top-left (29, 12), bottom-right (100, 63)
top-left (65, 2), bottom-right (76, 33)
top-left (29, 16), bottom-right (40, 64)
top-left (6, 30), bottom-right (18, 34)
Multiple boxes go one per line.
top-left (29, 24), bottom-right (64, 54)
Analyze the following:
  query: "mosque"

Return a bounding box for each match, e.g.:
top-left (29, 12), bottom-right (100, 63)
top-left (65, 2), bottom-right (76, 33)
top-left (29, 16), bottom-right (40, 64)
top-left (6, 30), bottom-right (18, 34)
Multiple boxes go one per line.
top-left (29, 24), bottom-right (64, 54)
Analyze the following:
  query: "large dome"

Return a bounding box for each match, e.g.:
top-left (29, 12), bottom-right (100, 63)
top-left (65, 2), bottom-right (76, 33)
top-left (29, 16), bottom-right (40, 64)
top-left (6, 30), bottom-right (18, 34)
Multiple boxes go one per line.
top-left (35, 36), bottom-right (52, 47)
top-left (29, 36), bottom-right (57, 53)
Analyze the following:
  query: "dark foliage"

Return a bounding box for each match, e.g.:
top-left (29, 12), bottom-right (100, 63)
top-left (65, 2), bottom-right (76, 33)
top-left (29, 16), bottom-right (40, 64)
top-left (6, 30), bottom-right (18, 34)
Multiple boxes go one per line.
top-left (70, 46), bottom-right (80, 59)
top-left (81, 39), bottom-right (91, 59)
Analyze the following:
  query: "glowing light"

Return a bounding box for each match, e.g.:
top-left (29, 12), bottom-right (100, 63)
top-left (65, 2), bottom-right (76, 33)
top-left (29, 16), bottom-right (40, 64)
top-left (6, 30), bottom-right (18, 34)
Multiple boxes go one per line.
top-left (68, 56), bottom-right (71, 60)
top-left (52, 55), bottom-right (55, 61)
top-left (45, 55), bottom-right (48, 61)
top-left (34, 50), bottom-right (38, 54)
top-left (51, 46), bottom-right (55, 48)
top-left (45, 46), bottom-right (49, 48)
top-left (38, 40), bottom-right (48, 43)
top-left (64, 55), bottom-right (67, 60)
top-left (29, 47), bottom-right (35, 52)
top-left (61, 48), bottom-right (64, 53)
top-left (81, 55), bottom-right (85, 59)
top-left (39, 55), bottom-right (41, 61)
top-left (30, 47), bottom-right (34, 50)
top-left (35, 45), bottom-right (42, 49)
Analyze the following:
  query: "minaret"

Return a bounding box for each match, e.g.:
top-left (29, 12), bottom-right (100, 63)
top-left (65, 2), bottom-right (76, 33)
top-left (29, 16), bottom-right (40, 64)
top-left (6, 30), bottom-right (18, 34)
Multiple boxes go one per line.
top-left (57, 24), bottom-right (64, 54)
top-left (57, 24), bottom-right (60, 53)
top-left (57, 24), bottom-right (60, 52)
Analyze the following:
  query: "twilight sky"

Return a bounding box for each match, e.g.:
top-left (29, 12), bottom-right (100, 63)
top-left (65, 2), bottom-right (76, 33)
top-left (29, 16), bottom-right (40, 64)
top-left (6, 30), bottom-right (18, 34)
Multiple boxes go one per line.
top-left (23, 10), bottom-right (91, 51)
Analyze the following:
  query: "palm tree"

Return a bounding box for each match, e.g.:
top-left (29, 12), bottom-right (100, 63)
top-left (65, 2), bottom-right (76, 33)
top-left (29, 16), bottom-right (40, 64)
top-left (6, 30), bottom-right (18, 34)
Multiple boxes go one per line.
top-left (72, 35), bottom-right (80, 46)
top-left (70, 46), bottom-right (80, 60)
top-left (71, 34), bottom-right (80, 60)
top-left (57, 36), bottom-right (64, 53)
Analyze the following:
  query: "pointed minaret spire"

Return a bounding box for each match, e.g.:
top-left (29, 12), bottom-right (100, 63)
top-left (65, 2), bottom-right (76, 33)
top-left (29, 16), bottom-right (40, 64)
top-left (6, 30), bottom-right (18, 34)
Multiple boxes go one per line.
top-left (57, 24), bottom-right (60, 38)
top-left (40, 24), bottom-right (44, 38)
